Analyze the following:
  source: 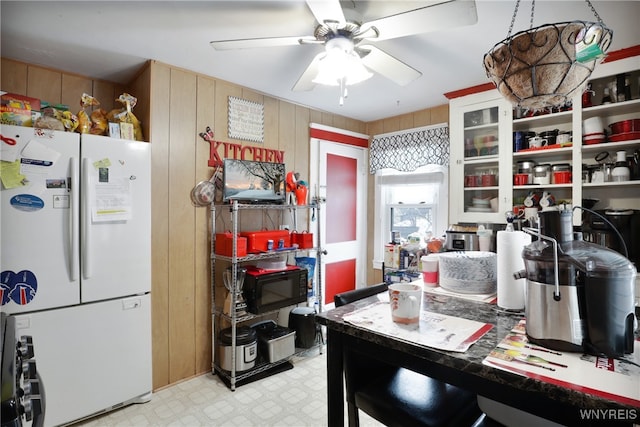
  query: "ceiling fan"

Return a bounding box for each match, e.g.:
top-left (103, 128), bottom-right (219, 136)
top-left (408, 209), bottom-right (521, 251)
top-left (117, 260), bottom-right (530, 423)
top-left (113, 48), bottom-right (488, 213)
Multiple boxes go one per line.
top-left (210, 0), bottom-right (478, 92)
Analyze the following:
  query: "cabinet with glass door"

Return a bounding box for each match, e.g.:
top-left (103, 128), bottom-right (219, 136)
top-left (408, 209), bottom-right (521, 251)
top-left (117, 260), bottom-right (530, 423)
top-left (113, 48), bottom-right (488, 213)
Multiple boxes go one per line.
top-left (449, 92), bottom-right (513, 224)
top-left (451, 55), bottom-right (640, 227)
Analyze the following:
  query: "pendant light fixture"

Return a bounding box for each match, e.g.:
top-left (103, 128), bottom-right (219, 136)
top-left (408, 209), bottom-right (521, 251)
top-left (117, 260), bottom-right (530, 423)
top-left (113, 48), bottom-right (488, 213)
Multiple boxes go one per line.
top-left (483, 0), bottom-right (612, 111)
top-left (313, 37), bottom-right (373, 105)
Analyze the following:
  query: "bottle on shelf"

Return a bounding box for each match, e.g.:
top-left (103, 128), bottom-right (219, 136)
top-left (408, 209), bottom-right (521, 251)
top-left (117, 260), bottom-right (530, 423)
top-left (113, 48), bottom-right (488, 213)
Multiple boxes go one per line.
top-left (616, 74), bottom-right (626, 102)
top-left (624, 76), bottom-right (631, 101)
top-left (582, 83), bottom-right (594, 108)
top-left (601, 87), bottom-right (612, 104)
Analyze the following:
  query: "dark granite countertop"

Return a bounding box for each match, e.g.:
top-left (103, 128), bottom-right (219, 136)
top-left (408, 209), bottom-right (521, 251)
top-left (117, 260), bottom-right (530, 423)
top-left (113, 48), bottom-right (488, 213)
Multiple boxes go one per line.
top-left (317, 291), bottom-right (639, 419)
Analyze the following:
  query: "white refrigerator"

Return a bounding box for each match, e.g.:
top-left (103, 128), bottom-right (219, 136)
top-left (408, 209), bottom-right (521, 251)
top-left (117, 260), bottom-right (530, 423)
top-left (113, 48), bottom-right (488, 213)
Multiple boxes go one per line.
top-left (0, 124), bottom-right (152, 426)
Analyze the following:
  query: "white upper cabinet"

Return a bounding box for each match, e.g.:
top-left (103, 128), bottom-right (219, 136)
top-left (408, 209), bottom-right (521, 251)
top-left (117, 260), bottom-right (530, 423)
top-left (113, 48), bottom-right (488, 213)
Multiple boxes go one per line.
top-left (449, 54), bottom-right (640, 226)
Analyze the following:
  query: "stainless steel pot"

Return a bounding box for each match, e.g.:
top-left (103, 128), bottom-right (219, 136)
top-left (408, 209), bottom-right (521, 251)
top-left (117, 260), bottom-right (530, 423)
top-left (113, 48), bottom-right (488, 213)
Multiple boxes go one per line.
top-left (218, 326), bottom-right (257, 372)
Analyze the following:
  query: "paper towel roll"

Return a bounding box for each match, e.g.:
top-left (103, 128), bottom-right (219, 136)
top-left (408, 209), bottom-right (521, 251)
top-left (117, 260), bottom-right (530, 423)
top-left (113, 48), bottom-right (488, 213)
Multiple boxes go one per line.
top-left (496, 230), bottom-right (531, 310)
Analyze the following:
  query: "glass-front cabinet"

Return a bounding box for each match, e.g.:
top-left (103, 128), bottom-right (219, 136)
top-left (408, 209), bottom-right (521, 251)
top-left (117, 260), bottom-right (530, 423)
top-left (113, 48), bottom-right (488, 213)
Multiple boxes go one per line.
top-left (450, 93), bottom-right (513, 223)
top-left (449, 54), bottom-right (640, 226)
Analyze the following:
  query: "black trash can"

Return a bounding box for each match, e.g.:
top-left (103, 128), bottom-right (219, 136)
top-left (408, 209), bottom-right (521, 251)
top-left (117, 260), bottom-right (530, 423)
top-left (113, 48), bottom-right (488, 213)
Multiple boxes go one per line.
top-left (288, 307), bottom-right (316, 348)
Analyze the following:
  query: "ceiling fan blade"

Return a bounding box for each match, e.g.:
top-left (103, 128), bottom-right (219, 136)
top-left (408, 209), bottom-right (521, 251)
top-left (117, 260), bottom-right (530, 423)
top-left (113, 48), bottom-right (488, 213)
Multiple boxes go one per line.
top-left (210, 36), bottom-right (316, 50)
top-left (306, 0), bottom-right (345, 26)
top-left (292, 53), bottom-right (324, 92)
top-left (358, 45), bottom-right (421, 86)
top-left (361, 0), bottom-right (478, 41)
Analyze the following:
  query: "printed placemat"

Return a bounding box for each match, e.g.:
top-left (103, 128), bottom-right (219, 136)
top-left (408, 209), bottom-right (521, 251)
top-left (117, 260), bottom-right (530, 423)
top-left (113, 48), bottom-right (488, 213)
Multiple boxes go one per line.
top-left (483, 319), bottom-right (640, 407)
top-left (343, 301), bottom-right (492, 352)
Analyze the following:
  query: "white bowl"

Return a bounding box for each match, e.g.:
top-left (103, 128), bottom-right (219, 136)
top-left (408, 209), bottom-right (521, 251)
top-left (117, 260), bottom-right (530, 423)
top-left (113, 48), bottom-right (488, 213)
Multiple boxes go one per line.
top-left (472, 197), bottom-right (490, 206)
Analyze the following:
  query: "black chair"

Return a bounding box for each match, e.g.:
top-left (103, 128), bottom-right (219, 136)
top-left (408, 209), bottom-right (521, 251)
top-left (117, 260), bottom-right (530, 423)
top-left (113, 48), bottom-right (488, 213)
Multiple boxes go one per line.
top-left (333, 283), bottom-right (389, 307)
top-left (334, 284), bottom-right (483, 427)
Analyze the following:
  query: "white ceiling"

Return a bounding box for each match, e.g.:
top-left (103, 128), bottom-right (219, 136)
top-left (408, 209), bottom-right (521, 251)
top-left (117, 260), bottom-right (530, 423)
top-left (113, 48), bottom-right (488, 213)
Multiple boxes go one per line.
top-left (1, 1), bottom-right (639, 122)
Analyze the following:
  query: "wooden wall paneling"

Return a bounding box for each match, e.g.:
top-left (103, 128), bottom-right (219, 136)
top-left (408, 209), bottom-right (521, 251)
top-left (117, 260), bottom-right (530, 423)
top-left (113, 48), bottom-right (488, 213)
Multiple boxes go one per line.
top-left (294, 105), bottom-right (311, 229)
top-left (26, 66), bottom-right (62, 105)
top-left (345, 116), bottom-right (367, 135)
top-left (148, 61), bottom-right (171, 389)
top-left (214, 81), bottom-right (241, 142)
top-left (331, 114), bottom-right (347, 132)
top-left (398, 113), bottom-right (414, 131)
top-left (262, 96), bottom-right (278, 150)
top-left (61, 74), bottom-right (92, 113)
top-left (278, 100), bottom-right (295, 159)
top-left (167, 68), bottom-right (198, 383)
top-left (294, 105), bottom-right (311, 180)
top-left (240, 87), bottom-right (263, 109)
top-left (93, 80), bottom-right (119, 115)
top-left (321, 111), bottom-right (333, 127)
top-left (194, 75), bottom-right (215, 375)
top-left (309, 109), bottom-right (323, 126)
top-left (366, 120), bottom-right (384, 137)
top-left (239, 88), bottom-right (268, 148)
top-left (382, 116), bottom-right (401, 134)
top-left (1, 58), bottom-right (27, 94)
top-left (125, 63), bottom-right (152, 142)
top-left (431, 104), bottom-right (449, 124)
top-left (412, 109), bottom-right (432, 128)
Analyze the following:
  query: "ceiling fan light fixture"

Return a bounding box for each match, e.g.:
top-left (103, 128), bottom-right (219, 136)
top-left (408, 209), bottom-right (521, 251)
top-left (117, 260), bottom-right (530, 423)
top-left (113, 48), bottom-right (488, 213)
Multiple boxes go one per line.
top-left (312, 37), bottom-right (373, 87)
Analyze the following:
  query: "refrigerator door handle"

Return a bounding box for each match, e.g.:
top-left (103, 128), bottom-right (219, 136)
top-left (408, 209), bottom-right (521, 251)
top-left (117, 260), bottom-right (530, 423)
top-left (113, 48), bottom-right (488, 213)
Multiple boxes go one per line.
top-left (82, 157), bottom-right (92, 279)
top-left (70, 157), bottom-right (79, 281)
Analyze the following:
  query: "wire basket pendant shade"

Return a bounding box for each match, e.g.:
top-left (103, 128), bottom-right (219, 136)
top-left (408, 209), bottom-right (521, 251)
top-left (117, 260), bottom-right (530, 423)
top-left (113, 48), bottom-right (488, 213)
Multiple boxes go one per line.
top-left (483, 1), bottom-right (612, 110)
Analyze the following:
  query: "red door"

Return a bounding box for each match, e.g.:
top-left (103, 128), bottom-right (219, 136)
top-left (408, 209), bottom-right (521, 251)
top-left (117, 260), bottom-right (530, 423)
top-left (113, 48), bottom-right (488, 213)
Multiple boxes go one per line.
top-left (310, 124), bottom-right (368, 306)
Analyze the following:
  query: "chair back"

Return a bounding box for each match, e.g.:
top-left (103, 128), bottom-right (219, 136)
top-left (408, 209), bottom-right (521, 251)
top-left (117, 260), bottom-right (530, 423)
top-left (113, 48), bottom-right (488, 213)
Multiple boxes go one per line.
top-left (334, 283), bottom-right (389, 307)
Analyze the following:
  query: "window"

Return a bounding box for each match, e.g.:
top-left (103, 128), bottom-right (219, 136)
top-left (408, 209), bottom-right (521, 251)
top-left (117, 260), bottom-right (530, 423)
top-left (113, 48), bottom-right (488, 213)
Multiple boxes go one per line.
top-left (390, 204), bottom-right (434, 239)
top-left (372, 164), bottom-right (448, 270)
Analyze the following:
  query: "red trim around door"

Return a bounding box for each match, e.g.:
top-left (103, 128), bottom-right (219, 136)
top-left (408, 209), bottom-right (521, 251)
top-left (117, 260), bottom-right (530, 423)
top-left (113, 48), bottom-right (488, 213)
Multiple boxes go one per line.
top-left (310, 127), bottom-right (369, 148)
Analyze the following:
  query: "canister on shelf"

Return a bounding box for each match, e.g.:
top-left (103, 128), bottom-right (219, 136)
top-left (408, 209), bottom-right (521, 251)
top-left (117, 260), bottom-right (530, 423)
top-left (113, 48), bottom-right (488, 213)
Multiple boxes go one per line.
top-left (533, 164), bottom-right (551, 185)
top-left (551, 163), bottom-right (571, 184)
top-left (517, 160), bottom-right (536, 184)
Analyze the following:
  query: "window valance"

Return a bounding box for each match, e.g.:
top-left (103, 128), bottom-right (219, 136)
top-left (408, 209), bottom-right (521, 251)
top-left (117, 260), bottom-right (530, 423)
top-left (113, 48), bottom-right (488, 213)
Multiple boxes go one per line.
top-left (370, 123), bottom-right (449, 174)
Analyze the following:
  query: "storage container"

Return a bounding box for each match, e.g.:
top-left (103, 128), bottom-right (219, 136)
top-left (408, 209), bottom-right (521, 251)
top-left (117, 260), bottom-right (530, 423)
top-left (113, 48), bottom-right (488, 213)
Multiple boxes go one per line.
top-left (289, 307), bottom-right (317, 348)
top-left (215, 232), bottom-right (248, 257)
top-left (239, 229), bottom-right (291, 253)
top-left (291, 231), bottom-right (314, 249)
top-left (252, 320), bottom-right (296, 363)
top-left (551, 163), bottom-right (571, 184)
top-left (533, 164), bottom-right (551, 185)
top-left (516, 160), bottom-right (536, 184)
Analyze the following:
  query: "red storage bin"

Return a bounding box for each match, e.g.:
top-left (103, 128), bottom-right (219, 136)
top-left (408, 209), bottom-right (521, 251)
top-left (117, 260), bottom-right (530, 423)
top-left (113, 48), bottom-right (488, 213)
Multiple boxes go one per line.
top-left (215, 232), bottom-right (247, 257)
top-left (292, 231), bottom-right (314, 249)
top-left (239, 230), bottom-right (291, 253)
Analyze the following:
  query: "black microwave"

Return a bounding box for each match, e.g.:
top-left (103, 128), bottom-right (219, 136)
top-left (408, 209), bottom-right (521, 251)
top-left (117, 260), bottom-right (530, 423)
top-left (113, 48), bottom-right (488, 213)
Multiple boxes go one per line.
top-left (243, 266), bottom-right (308, 314)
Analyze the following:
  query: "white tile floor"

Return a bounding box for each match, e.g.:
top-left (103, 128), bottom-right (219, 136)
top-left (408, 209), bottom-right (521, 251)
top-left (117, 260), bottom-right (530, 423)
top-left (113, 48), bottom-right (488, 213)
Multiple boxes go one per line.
top-left (74, 349), bottom-right (382, 426)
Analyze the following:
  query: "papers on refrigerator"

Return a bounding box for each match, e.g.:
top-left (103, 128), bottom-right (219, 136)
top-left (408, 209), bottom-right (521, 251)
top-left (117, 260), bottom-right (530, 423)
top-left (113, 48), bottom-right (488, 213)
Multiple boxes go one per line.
top-left (92, 176), bottom-right (133, 222)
